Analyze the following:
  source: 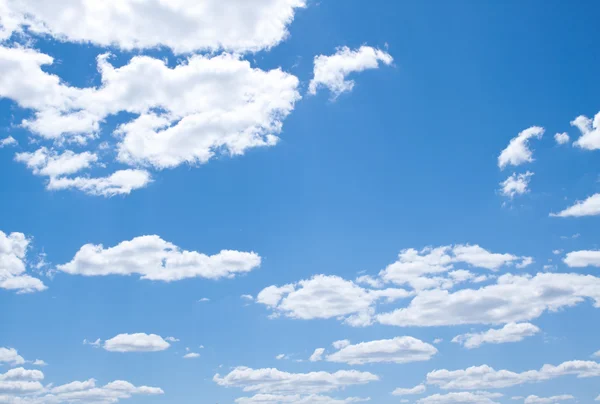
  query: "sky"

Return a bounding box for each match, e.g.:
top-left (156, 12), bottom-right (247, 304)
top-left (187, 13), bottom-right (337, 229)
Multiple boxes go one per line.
top-left (1, 0), bottom-right (600, 403)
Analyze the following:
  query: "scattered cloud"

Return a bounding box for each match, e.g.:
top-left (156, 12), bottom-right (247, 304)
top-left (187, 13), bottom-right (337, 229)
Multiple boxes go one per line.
top-left (0, 136), bottom-right (17, 148)
top-left (524, 395), bottom-right (574, 404)
top-left (0, 230), bottom-right (46, 293)
top-left (572, 111), bottom-right (600, 150)
top-left (46, 169), bottom-right (152, 197)
top-left (500, 172), bottom-right (534, 198)
top-left (83, 338), bottom-right (102, 348)
top-left (102, 333), bottom-right (171, 353)
top-left (308, 46), bottom-right (393, 97)
top-left (197, 298), bottom-right (210, 302)
top-left (554, 132), bottom-right (570, 145)
top-left (165, 337), bottom-right (179, 342)
top-left (325, 336), bottom-right (437, 365)
top-left (498, 126), bottom-right (544, 169)
top-left (332, 340), bottom-right (351, 350)
top-left (183, 352), bottom-right (200, 359)
top-left (57, 235), bottom-right (261, 282)
top-left (417, 392), bottom-right (502, 404)
top-left (235, 394), bottom-right (370, 404)
top-left (0, 347), bottom-right (25, 366)
top-left (564, 250), bottom-right (600, 267)
top-left (551, 194), bottom-right (600, 217)
top-left (309, 348), bottom-right (325, 362)
top-left (32, 359), bottom-right (47, 367)
top-left (392, 384), bottom-right (426, 396)
top-left (452, 322), bottom-right (540, 349)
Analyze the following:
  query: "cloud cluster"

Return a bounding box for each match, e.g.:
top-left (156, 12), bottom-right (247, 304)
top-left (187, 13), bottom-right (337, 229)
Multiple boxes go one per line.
top-left (452, 322), bottom-right (540, 349)
top-left (0, 230), bottom-right (46, 293)
top-left (325, 336), bottom-right (437, 365)
top-left (500, 172), bottom-right (534, 198)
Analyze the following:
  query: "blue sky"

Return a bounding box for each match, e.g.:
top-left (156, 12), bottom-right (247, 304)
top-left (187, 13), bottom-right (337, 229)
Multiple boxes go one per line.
top-left (1, 1), bottom-right (600, 403)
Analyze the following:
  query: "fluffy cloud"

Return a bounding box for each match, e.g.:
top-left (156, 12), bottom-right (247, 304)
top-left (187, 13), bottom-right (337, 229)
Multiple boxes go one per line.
top-left (554, 132), bottom-right (570, 145)
top-left (309, 348), bottom-right (325, 362)
top-left (426, 360), bottom-right (600, 390)
top-left (325, 337), bottom-right (437, 365)
top-left (57, 235), bottom-right (261, 282)
top-left (417, 392), bottom-right (502, 404)
top-left (452, 323), bottom-right (540, 349)
top-left (213, 367), bottom-right (378, 395)
top-left (46, 169), bottom-right (152, 196)
top-left (0, 136), bottom-right (16, 147)
top-left (572, 111), bottom-right (600, 150)
top-left (235, 394), bottom-right (369, 404)
top-left (256, 274), bottom-right (410, 326)
top-left (0, 230), bottom-right (46, 293)
top-left (0, 367), bottom-right (44, 396)
top-left (377, 272), bottom-right (600, 327)
top-left (332, 340), bottom-right (351, 350)
top-left (2, 0), bottom-right (305, 53)
top-left (392, 384), bottom-right (426, 396)
top-left (498, 126), bottom-right (544, 169)
top-left (308, 46), bottom-right (393, 96)
top-left (500, 172), bottom-right (534, 198)
top-left (15, 147), bottom-right (98, 178)
top-left (563, 250), bottom-right (600, 267)
top-left (551, 194), bottom-right (600, 217)
top-left (102, 333), bottom-right (170, 353)
top-left (0, 348), bottom-right (25, 366)
top-left (524, 395), bottom-right (574, 404)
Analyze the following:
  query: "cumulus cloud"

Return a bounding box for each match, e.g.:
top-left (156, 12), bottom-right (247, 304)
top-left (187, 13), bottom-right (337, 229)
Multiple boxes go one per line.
top-left (32, 360), bottom-right (47, 367)
top-left (308, 46), bottom-right (393, 97)
top-left (325, 336), bottom-right (437, 365)
top-left (500, 172), bottom-right (534, 198)
top-left (417, 392), bottom-right (503, 404)
top-left (309, 348), bottom-right (325, 362)
top-left (0, 136), bottom-right (17, 148)
top-left (2, 0), bottom-right (306, 53)
top-left (235, 394), bottom-right (369, 404)
top-left (452, 323), bottom-right (540, 349)
top-left (15, 147), bottom-right (98, 178)
top-left (46, 169), bottom-right (152, 197)
top-left (102, 333), bottom-right (170, 353)
top-left (498, 126), bottom-right (544, 169)
top-left (256, 274), bottom-right (410, 326)
top-left (0, 230), bottom-right (46, 293)
top-left (563, 250), bottom-right (600, 267)
top-left (426, 360), bottom-right (600, 390)
top-left (554, 132), bottom-right (570, 145)
top-left (183, 352), bottom-right (200, 359)
top-left (572, 111), bottom-right (600, 150)
top-left (392, 384), bottom-right (426, 396)
top-left (551, 194), bottom-right (600, 217)
top-left (524, 395), bottom-right (574, 404)
top-left (56, 235), bottom-right (261, 282)
top-left (377, 272), bottom-right (600, 327)
top-left (0, 348), bottom-right (25, 366)
top-left (213, 367), bottom-right (378, 395)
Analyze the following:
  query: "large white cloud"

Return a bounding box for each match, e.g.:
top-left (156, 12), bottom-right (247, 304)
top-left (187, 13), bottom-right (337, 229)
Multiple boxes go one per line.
top-left (213, 367), bottom-right (378, 395)
top-left (102, 333), bottom-right (170, 353)
top-left (451, 322), bottom-right (540, 349)
top-left (308, 46), bottom-right (393, 96)
top-left (572, 111), bottom-right (600, 150)
top-left (524, 395), bottom-right (574, 404)
top-left (551, 194), bottom-right (600, 217)
top-left (426, 360), bottom-right (600, 390)
top-left (0, 348), bottom-right (25, 366)
top-left (416, 392), bottom-right (502, 404)
top-left (377, 272), bottom-right (600, 327)
top-left (56, 235), bottom-right (261, 282)
top-left (563, 250), bottom-right (600, 267)
top-left (256, 274), bottom-right (410, 326)
top-left (325, 336), bottom-right (437, 365)
top-left (498, 126), bottom-right (544, 169)
top-left (235, 394), bottom-right (369, 404)
top-left (0, 230), bottom-right (46, 293)
top-left (1, 0), bottom-right (306, 53)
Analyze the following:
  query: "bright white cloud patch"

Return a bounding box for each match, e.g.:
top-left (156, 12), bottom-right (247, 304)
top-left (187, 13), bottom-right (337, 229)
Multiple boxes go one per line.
top-left (309, 348), bottom-right (325, 362)
top-left (0, 230), bottom-right (46, 293)
top-left (15, 147), bottom-right (98, 178)
top-left (563, 250), bottom-right (600, 267)
top-left (332, 340), bottom-right (351, 350)
top-left (325, 336), bottom-right (437, 365)
top-left (377, 272), bottom-right (600, 327)
top-left (47, 169), bottom-right (152, 197)
top-left (417, 392), bottom-right (503, 404)
top-left (1, 0), bottom-right (306, 53)
top-left (213, 367), bottom-right (378, 395)
top-left (102, 333), bottom-right (170, 353)
top-left (572, 111), bottom-right (600, 150)
top-left (235, 394), bottom-right (370, 404)
top-left (554, 132), bottom-right (570, 145)
top-left (0, 136), bottom-right (16, 147)
top-left (452, 322), bottom-right (540, 348)
top-left (256, 274), bottom-right (410, 326)
top-left (498, 126), bottom-right (544, 169)
top-left (0, 347), bottom-right (25, 366)
top-left (57, 235), bottom-right (261, 282)
top-left (500, 172), bottom-right (534, 198)
top-left (392, 384), bottom-right (426, 396)
top-left (183, 352), bottom-right (200, 359)
top-left (524, 395), bottom-right (574, 404)
top-left (426, 360), bottom-right (600, 390)
top-left (309, 46), bottom-right (393, 96)
top-left (551, 194), bottom-right (600, 217)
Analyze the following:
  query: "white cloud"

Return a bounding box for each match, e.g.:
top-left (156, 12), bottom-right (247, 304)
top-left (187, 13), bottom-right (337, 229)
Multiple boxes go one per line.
top-left (524, 395), bottom-right (574, 404)
top-left (47, 169), bottom-right (152, 197)
top-left (554, 132), bottom-right (570, 145)
top-left (596, 395), bottom-right (600, 401)
top-left (83, 338), bottom-right (102, 348)
top-left (498, 126), bottom-right (544, 169)
top-left (102, 333), bottom-right (170, 353)
top-left (0, 348), bottom-right (25, 366)
top-left (326, 336), bottom-right (437, 365)
top-left (392, 384), bottom-right (426, 396)
top-left (593, 351), bottom-right (599, 358)
top-left (417, 392), bottom-right (502, 404)
top-left (427, 360), bottom-right (600, 390)
top-left (256, 274), bottom-right (410, 326)
top-left (241, 294), bottom-right (255, 301)
top-left (57, 235), bottom-right (261, 282)
top-left (564, 250), bottom-right (600, 267)
top-left (332, 340), bottom-right (351, 350)
top-left (377, 272), bottom-right (600, 327)
top-left (165, 337), bottom-right (179, 342)
top-left (308, 46), bottom-right (393, 97)
top-left (235, 394), bottom-right (369, 404)
top-left (309, 348), bottom-right (325, 362)
top-left (197, 298), bottom-right (210, 302)
top-left (3, 0), bottom-right (305, 54)
top-left (452, 322), bottom-right (540, 349)
top-left (0, 136), bottom-right (17, 147)
top-left (433, 338), bottom-right (443, 344)
top-left (572, 111), bottom-right (600, 150)
top-left (551, 194), bottom-right (600, 217)
top-left (0, 230), bottom-right (46, 293)
top-left (500, 172), bottom-right (534, 198)
top-left (275, 354), bottom-right (287, 360)
top-left (15, 147), bottom-right (98, 178)
top-left (183, 352), bottom-right (200, 359)
top-left (32, 360), bottom-right (47, 367)
top-left (213, 367), bottom-right (378, 395)
top-left (552, 250), bottom-right (562, 255)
